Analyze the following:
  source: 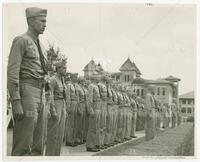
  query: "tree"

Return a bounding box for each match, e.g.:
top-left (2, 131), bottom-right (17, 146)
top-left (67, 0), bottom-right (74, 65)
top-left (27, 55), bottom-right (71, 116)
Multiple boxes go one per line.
top-left (46, 44), bottom-right (67, 75)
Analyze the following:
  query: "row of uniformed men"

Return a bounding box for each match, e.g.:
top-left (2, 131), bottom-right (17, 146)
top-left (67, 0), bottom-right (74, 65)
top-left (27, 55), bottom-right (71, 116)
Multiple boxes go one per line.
top-left (45, 60), bottom-right (140, 155)
top-left (45, 60), bottom-right (182, 155)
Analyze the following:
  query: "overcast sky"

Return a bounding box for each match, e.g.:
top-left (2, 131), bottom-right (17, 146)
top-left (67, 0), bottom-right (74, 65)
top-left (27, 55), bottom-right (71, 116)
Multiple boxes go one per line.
top-left (3, 3), bottom-right (196, 95)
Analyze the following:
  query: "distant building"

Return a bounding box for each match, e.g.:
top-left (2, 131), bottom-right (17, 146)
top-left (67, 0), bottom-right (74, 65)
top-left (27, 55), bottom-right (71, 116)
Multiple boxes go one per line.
top-left (179, 91), bottom-right (194, 120)
top-left (83, 59), bottom-right (104, 79)
top-left (83, 58), bottom-right (181, 106)
top-left (111, 58), bottom-right (180, 106)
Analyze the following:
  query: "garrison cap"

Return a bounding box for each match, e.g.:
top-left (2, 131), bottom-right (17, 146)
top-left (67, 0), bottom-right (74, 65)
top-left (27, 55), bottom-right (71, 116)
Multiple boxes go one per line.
top-left (26, 7), bottom-right (47, 19)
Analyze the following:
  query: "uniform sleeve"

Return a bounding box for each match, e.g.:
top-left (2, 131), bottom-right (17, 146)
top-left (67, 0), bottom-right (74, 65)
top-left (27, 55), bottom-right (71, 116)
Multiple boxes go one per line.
top-left (131, 100), bottom-right (138, 112)
top-left (7, 37), bottom-right (26, 101)
top-left (145, 94), bottom-right (152, 109)
top-left (87, 85), bottom-right (94, 113)
top-left (145, 94), bottom-right (153, 117)
top-left (49, 77), bottom-right (57, 116)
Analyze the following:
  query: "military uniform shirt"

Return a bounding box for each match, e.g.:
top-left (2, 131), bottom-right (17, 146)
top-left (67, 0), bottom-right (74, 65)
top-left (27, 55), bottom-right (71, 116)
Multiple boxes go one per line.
top-left (75, 84), bottom-right (85, 103)
top-left (117, 92), bottom-right (124, 106)
top-left (66, 83), bottom-right (77, 109)
top-left (130, 98), bottom-right (137, 112)
top-left (111, 89), bottom-right (118, 104)
top-left (107, 86), bottom-right (113, 105)
top-left (7, 32), bottom-right (47, 100)
top-left (88, 83), bottom-right (101, 103)
top-left (49, 74), bottom-right (65, 115)
top-left (97, 82), bottom-right (107, 101)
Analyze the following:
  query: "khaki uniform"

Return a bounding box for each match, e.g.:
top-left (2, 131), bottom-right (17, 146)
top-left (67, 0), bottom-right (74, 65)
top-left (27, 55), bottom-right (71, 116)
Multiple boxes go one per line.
top-left (171, 103), bottom-right (177, 128)
top-left (123, 94), bottom-right (132, 139)
top-left (163, 106), bottom-right (169, 128)
top-left (83, 87), bottom-right (89, 141)
top-left (86, 83), bottom-right (101, 149)
top-left (177, 109), bottom-right (182, 125)
top-left (75, 83), bottom-right (86, 143)
top-left (104, 85), bottom-right (114, 145)
top-left (116, 91), bottom-right (124, 142)
top-left (65, 82), bottom-right (78, 145)
top-left (130, 98), bottom-right (137, 137)
top-left (144, 92), bottom-right (156, 141)
top-left (110, 88), bottom-right (119, 144)
top-left (7, 33), bottom-right (48, 156)
top-left (45, 75), bottom-right (66, 156)
top-left (97, 82), bottom-right (107, 147)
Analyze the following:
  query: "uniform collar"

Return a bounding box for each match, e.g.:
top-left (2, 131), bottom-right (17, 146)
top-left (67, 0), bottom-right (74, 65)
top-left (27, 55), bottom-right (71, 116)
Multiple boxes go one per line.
top-left (26, 30), bottom-right (39, 42)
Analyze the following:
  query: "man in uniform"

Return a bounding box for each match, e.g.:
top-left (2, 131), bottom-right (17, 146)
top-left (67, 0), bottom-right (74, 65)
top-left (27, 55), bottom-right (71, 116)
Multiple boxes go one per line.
top-left (86, 75), bottom-right (101, 152)
top-left (144, 85), bottom-right (156, 141)
top-left (115, 85), bottom-right (125, 143)
top-left (104, 77), bottom-right (114, 147)
top-left (45, 59), bottom-right (67, 156)
top-left (123, 90), bottom-right (132, 140)
top-left (97, 75), bottom-right (108, 149)
top-left (129, 92), bottom-right (138, 138)
top-left (7, 7), bottom-right (48, 156)
top-left (75, 77), bottom-right (87, 145)
top-left (83, 79), bottom-right (91, 142)
top-left (110, 83), bottom-right (119, 145)
top-left (171, 99), bottom-right (177, 128)
top-left (65, 73), bottom-right (78, 147)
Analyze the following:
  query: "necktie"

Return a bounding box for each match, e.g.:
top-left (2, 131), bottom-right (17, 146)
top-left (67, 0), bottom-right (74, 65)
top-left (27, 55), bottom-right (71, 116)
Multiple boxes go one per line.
top-left (61, 77), bottom-right (66, 99)
top-left (36, 39), bottom-right (47, 75)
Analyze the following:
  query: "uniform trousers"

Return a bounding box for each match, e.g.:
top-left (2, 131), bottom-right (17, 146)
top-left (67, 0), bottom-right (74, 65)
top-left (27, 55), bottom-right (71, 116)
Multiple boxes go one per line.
top-left (86, 101), bottom-right (101, 149)
top-left (46, 99), bottom-right (66, 156)
top-left (11, 83), bottom-right (47, 156)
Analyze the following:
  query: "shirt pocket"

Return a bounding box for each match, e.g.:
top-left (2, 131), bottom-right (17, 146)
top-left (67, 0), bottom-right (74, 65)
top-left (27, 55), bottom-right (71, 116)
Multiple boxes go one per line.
top-left (25, 45), bottom-right (38, 59)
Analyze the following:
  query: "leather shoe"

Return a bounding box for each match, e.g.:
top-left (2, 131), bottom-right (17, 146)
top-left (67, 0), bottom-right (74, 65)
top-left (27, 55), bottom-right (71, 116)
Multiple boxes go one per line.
top-left (86, 148), bottom-right (100, 152)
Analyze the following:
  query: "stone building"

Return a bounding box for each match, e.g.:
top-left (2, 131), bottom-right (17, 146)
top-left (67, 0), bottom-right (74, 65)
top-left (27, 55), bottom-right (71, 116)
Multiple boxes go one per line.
top-left (83, 59), bottom-right (104, 79)
top-left (179, 91), bottom-right (194, 120)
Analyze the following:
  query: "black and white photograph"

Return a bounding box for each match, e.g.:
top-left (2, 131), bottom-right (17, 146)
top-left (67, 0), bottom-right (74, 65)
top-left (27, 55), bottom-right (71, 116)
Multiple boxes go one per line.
top-left (2, 0), bottom-right (197, 159)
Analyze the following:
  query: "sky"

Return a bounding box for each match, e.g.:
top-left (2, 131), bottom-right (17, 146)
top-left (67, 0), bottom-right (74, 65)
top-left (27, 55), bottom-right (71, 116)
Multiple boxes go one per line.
top-left (3, 3), bottom-right (196, 95)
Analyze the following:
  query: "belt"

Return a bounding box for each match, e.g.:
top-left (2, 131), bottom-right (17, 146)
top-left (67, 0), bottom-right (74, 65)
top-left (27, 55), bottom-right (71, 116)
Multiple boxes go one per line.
top-left (20, 78), bottom-right (44, 89)
top-left (54, 98), bottom-right (64, 100)
top-left (93, 99), bottom-right (101, 102)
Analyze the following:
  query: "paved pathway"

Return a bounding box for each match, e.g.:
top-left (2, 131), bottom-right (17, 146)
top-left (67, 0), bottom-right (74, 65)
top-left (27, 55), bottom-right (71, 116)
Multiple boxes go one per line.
top-left (97, 123), bottom-right (194, 156)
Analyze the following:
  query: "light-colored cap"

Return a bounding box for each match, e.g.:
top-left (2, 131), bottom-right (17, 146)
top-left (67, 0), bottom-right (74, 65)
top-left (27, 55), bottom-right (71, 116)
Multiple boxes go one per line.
top-left (26, 7), bottom-right (47, 19)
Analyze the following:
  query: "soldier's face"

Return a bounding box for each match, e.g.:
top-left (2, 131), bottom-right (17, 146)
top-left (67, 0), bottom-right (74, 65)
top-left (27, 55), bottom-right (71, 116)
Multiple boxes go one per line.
top-left (60, 67), bottom-right (66, 76)
top-left (30, 16), bottom-right (47, 34)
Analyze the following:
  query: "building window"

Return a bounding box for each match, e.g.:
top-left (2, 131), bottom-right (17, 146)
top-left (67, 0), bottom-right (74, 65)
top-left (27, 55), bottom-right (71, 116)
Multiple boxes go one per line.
top-left (137, 89), bottom-right (140, 96)
top-left (182, 100), bottom-right (186, 104)
top-left (141, 89), bottom-right (144, 97)
top-left (187, 108), bottom-right (192, 114)
top-left (187, 100), bottom-right (192, 105)
top-left (125, 75), bottom-right (130, 82)
top-left (116, 75), bottom-right (120, 81)
top-left (157, 87), bottom-right (160, 96)
top-left (162, 88), bottom-right (165, 96)
top-left (181, 108), bottom-right (186, 113)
